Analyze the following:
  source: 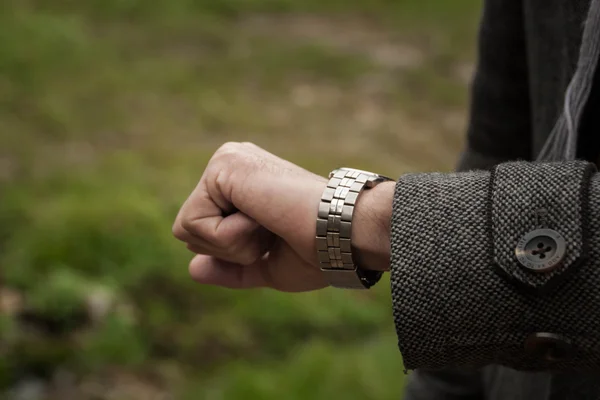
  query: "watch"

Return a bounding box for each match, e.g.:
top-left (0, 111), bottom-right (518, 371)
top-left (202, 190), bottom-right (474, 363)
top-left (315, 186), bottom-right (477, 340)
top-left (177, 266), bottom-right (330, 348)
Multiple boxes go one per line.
top-left (316, 167), bottom-right (392, 289)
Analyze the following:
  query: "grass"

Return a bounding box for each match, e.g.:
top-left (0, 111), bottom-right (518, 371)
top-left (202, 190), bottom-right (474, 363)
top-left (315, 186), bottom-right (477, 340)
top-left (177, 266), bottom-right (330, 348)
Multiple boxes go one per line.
top-left (0, 0), bottom-right (481, 398)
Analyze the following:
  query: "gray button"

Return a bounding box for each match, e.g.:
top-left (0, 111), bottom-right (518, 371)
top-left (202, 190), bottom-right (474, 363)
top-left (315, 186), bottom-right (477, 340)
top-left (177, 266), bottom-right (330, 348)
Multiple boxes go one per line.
top-left (524, 333), bottom-right (572, 361)
top-left (515, 228), bottom-right (566, 273)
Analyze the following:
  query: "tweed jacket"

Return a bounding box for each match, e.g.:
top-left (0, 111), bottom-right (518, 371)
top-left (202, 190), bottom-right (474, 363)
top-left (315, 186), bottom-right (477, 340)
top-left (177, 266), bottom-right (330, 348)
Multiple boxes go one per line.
top-left (394, 0), bottom-right (600, 399)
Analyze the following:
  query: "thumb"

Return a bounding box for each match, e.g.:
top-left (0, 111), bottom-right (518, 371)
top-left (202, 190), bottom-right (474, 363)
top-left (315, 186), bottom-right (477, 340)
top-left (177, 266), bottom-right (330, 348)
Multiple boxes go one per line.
top-left (188, 242), bottom-right (327, 292)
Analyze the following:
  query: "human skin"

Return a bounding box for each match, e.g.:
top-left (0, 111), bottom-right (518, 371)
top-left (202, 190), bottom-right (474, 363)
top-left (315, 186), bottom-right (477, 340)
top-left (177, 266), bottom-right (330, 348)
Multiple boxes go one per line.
top-left (172, 142), bottom-right (395, 292)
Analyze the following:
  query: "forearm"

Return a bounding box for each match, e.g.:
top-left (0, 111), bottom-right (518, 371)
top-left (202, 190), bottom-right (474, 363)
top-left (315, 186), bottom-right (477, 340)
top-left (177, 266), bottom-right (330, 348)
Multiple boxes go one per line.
top-left (351, 181), bottom-right (395, 273)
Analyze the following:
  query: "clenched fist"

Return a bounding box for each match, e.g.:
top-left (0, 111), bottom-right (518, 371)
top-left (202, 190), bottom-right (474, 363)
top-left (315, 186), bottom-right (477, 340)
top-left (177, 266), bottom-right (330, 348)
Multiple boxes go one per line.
top-left (172, 142), bottom-right (394, 292)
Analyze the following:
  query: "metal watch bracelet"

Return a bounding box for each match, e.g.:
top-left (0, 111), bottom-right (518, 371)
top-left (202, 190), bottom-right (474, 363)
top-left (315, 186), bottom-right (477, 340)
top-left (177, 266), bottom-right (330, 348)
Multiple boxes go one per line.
top-left (316, 168), bottom-right (392, 289)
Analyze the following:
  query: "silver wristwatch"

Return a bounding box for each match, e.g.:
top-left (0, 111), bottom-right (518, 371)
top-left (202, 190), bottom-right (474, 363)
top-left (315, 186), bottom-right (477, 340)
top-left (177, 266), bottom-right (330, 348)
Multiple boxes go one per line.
top-left (316, 167), bottom-right (392, 289)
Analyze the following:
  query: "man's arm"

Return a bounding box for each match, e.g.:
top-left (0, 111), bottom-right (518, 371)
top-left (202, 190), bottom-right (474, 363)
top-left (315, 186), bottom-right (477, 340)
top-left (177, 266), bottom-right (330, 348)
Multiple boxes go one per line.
top-left (173, 0), bottom-right (573, 390)
top-left (172, 143), bottom-right (600, 371)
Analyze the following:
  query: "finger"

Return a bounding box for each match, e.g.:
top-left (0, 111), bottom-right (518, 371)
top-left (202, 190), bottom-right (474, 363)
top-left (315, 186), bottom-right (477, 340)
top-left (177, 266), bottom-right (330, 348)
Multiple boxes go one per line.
top-left (180, 231), bottom-right (220, 251)
top-left (188, 254), bottom-right (271, 289)
top-left (186, 243), bottom-right (209, 255)
top-left (179, 210), bottom-right (265, 265)
top-left (173, 182), bottom-right (230, 245)
top-left (176, 214), bottom-right (244, 254)
top-left (189, 243), bottom-right (327, 292)
top-left (184, 226), bottom-right (274, 265)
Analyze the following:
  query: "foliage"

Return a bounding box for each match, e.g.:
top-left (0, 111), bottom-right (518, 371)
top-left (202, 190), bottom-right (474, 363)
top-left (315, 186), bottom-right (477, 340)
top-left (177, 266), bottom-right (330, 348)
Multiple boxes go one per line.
top-left (0, 0), bottom-right (480, 397)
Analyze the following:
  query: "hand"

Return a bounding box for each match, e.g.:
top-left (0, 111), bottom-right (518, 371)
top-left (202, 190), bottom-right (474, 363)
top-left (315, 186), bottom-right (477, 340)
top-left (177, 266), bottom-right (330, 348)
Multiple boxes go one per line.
top-left (172, 142), bottom-right (394, 292)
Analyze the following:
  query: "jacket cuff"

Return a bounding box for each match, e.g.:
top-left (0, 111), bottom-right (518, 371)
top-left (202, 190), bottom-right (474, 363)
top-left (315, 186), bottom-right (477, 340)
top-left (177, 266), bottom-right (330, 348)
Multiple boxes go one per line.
top-left (390, 161), bottom-right (600, 371)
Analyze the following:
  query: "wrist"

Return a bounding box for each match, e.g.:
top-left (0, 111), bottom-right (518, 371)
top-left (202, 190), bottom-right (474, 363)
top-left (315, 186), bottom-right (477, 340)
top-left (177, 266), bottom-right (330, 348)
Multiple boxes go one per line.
top-left (351, 180), bottom-right (395, 272)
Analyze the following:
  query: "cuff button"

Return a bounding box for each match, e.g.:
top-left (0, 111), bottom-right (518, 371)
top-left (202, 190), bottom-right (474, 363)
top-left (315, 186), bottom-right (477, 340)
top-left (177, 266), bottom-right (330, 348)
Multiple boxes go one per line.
top-left (515, 229), bottom-right (566, 273)
top-left (525, 332), bottom-right (572, 362)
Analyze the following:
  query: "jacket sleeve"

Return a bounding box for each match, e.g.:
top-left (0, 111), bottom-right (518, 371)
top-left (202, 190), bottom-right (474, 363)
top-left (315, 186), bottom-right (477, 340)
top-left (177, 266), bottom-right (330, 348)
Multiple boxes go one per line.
top-left (392, 160), bottom-right (599, 371)
top-left (401, 0), bottom-right (533, 397)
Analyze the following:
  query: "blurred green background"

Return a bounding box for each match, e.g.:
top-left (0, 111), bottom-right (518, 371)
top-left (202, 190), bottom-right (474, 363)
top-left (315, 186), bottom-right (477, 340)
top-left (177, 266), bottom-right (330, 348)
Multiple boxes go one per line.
top-left (0, 0), bottom-right (481, 398)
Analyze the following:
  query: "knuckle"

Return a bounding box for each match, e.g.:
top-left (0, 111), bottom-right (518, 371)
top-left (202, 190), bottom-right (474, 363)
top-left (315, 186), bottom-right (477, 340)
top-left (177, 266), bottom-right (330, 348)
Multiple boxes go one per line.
top-left (237, 247), bottom-right (261, 266)
top-left (180, 219), bottom-right (200, 237)
top-left (214, 142), bottom-right (242, 159)
top-left (205, 232), bottom-right (221, 247)
top-left (213, 142), bottom-right (261, 164)
top-left (210, 143), bottom-right (261, 186)
top-left (210, 142), bottom-right (250, 174)
top-left (182, 218), bottom-right (221, 246)
top-left (240, 141), bottom-right (259, 150)
top-left (180, 219), bottom-right (194, 234)
top-left (172, 222), bottom-right (187, 241)
top-left (215, 231), bottom-right (236, 251)
top-left (228, 236), bottom-right (260, 264)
